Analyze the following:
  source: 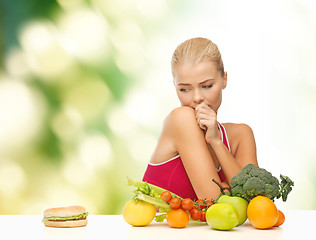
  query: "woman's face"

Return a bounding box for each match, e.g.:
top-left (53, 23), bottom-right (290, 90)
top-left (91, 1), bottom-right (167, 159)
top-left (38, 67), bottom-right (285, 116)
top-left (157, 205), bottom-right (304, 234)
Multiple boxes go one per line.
top-left (173, 60), bottom-right (227, 113)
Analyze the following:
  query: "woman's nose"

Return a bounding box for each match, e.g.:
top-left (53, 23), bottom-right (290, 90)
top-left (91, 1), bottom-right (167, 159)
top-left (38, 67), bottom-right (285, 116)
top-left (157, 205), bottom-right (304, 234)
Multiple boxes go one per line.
top-left (193, 89), bottom-right (204, 103)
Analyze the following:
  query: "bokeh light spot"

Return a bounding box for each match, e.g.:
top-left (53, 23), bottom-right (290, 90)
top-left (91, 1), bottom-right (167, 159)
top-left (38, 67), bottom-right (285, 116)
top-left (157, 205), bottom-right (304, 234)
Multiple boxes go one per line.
top-left (0, 162), bottom-right (26, 196)
top-left (51, 105), bottom-right (84, 142)
top-left (124, 89), bottom-right (161, 128)
top-left (19, 21), bottom-right (72, 78)
top-left (62, 78), bottom-right (111, 121)
top-left (0, 79), bottom-right (45, 153)
top-left (58, 8), bottom-right (109, 63)
top-left (79, 134), bottom-right (112, 170)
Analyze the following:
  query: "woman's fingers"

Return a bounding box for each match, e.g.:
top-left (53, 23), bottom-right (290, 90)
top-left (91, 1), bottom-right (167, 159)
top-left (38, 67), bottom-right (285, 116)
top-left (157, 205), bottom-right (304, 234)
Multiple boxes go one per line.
top-left (196, 113), bottom-right (214, 131)
top-left (195, 103), bottom-right (221, 143)
top-left (195, 104), bottom-right (217, 130)
top-left (195, 102), bottom-right (209, 113)
top-left (195, 103), bottom-right (215, 116)
top-left (195, 104), bottom-right (217, 127)
top-left (199, 119), bottom-right (208, 130)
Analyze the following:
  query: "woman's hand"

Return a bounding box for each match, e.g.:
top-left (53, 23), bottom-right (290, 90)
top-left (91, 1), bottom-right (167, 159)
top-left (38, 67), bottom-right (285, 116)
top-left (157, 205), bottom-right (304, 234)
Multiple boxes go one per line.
top-left (195, 103), bottom-right (221, 145)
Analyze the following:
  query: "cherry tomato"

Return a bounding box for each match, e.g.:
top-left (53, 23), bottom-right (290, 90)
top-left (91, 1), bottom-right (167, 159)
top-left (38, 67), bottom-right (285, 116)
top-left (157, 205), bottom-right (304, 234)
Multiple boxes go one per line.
top-left (189, 208), bottom-right (201, 220)
top-left (160, 191), bottom-right (172, 203)
top-left (181, 198), bottom-right (193, 211)
top-left (205, 200), bottom-right (214, 208)
top-left (200, 211), bottom-right (206, 222)
top-left (195, 199), bottom-right (205, 209)
top-left (169, 197), bottom-right (181, 209)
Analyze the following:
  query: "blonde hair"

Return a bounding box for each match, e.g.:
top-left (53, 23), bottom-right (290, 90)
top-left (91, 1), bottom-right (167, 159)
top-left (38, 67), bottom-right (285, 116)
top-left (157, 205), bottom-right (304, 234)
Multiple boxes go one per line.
top-left (171, 37), bottom-right (225, 77)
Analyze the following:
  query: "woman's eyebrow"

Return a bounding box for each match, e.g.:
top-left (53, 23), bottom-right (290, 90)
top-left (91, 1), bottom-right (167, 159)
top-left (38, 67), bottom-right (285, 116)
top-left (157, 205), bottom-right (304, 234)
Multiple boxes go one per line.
top-left (200, 79), bottom-right (215, 84)
top-left (177, 83), bottom-right (190, 86)
top-left (199, 78), bottom-right (215, 85)
top-left (177, 79), bottom-right (215, 86)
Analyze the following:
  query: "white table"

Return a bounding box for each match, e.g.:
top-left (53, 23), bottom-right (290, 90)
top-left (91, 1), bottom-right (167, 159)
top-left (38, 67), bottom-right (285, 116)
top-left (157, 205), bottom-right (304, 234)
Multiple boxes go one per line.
top-left (1, 210), bottom-right (311, 239)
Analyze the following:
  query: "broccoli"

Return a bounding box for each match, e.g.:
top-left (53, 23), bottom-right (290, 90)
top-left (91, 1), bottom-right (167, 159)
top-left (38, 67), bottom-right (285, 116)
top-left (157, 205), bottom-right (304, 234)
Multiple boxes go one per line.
top-left (230, 164), bottom-right (294, 202)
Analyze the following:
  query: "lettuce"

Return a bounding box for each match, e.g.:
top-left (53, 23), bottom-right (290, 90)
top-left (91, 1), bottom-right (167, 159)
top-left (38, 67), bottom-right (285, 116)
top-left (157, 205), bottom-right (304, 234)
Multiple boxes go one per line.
top-left (43, 212), bottom-right (88, 221)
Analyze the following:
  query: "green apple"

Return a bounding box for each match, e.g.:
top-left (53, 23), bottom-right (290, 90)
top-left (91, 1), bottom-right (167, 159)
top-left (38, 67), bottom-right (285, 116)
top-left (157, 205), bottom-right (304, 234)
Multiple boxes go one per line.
top-left (217, 195), bottom-right (248, 225)
top-left (206, 203), bottom-right (239, 230)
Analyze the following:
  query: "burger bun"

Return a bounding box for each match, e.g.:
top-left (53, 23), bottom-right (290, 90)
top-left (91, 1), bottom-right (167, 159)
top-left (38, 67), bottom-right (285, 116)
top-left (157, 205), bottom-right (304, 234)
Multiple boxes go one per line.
top-left (43, 205), bottom-right (88, 228)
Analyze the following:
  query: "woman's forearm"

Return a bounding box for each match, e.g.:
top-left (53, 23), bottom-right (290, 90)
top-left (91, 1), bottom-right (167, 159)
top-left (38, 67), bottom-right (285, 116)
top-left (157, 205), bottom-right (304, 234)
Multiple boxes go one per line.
top-left (208, 139), bottom-right (242, 185)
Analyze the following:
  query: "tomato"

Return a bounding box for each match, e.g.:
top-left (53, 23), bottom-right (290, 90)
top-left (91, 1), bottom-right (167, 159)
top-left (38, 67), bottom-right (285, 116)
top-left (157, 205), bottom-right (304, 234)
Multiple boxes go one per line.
top-left (169, 197), bottom-right (181, 209)
top-left (181, 198), bottom-right (193, 211)
top-left (200, 210), bottom-right (206, 222)
top-left (166, 209), bottom-right (189, 228)
top-left (189, 208), bottom-right (201, 220)
top-left (206, 200), bottom-right (214, 207)
top-left (195, 199), bottom-right (205, 209)
top-left (160, 191), bottom-right (172, 203)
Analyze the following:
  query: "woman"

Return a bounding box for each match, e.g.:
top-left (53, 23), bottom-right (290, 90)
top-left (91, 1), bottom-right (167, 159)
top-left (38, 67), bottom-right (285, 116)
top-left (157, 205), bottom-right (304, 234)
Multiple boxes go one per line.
top-left (143, 37), bottom-right (258, 201)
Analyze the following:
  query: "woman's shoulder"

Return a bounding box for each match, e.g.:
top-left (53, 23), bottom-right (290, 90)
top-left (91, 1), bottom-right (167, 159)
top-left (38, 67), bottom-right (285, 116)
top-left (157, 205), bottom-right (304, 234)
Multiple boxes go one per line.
top-left (222, 122), bottom-right (254, 135)
top-left (164, 106), bottom-right (197, 129)
top-left (222, 123), bottom-right (255, 151)
top-left (222, 122), bottom-right (254, 139)
top-left (169, 106), bottom-right (195, 118)
top-left (161, 106), bottom-right (201, 142)
top-left (151, 106), bottom-right (197, 164)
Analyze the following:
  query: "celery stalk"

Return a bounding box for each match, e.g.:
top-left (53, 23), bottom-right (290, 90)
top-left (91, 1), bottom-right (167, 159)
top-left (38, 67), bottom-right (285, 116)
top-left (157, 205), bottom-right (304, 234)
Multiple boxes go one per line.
top-left (136, 193), bottom-right (171, 211)
top-left (127, 177), bottom-right (182, 199)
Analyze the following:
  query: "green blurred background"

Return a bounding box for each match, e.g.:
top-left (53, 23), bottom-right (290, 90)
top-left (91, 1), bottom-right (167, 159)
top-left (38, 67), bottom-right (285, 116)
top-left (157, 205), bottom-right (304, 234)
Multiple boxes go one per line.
top-left (0, 0), bottom-right (315, 214)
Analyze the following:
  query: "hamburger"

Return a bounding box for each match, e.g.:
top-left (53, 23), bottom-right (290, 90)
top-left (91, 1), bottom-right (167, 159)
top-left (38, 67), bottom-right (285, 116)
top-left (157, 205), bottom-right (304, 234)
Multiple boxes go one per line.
top-left (43, 205), bottom-right (88, 228)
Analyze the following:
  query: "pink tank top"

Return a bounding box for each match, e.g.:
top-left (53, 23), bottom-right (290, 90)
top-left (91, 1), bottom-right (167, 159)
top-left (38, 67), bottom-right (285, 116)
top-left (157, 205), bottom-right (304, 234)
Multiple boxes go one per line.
top-left (142, 122), bottom-right (230, 200)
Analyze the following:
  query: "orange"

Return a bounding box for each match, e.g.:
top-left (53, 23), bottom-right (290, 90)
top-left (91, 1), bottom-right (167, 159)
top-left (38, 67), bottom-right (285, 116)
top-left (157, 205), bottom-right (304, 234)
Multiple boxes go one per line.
top-left (274, 210), bottom-right (285, 227)
top-left (166, 209), bottom-right (189, 228)
top-left (247, 196), bottom-right (278, 229)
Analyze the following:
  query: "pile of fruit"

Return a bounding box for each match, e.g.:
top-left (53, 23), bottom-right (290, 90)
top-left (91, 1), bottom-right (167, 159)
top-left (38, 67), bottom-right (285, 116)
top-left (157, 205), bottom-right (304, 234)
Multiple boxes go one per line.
top-left (161, 193), bottom-right (212, 227)
top-left (123, 164), bottom-right (293, 231)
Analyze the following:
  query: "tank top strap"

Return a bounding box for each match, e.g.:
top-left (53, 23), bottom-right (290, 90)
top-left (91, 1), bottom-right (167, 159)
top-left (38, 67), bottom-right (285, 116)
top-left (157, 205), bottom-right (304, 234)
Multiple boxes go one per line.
top-left (218, 122), bottom-right (231, 152)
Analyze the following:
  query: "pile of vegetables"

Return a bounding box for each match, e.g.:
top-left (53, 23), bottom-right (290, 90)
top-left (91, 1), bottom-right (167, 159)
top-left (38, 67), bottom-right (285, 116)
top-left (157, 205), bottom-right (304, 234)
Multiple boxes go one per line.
top-left (124, 164), bottom-right (294, 230)
top-left (127, 178), bottom-right (214, 226)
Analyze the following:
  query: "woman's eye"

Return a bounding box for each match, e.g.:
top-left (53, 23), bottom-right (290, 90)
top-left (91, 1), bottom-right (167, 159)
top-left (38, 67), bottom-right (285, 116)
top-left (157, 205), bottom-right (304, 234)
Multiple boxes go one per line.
top-left (179, 88), bottom-right (189, 92)
top-left (202, 84), bottom-right (213, 89)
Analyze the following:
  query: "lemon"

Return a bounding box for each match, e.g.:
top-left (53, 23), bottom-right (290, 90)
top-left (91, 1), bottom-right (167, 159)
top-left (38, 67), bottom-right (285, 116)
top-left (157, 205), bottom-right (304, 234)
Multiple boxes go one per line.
top-left (206, 203), bottom-right (239, 230)
top-left (123, 200), bottom-right (156, 226)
